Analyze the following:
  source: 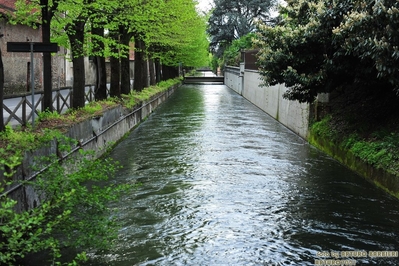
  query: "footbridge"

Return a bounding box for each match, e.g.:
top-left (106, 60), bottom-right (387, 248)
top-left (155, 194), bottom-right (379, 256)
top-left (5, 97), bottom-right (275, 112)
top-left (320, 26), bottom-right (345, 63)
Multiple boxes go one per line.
top-left (183, 70), bottom-right (224, 84)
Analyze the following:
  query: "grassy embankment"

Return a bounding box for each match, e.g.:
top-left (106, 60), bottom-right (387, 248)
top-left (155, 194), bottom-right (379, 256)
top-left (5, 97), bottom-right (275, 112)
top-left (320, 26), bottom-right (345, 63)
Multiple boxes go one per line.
top-left (0, 78), bottom-right (182, 168)
top-left (308, 87), bottom-right (399, 199)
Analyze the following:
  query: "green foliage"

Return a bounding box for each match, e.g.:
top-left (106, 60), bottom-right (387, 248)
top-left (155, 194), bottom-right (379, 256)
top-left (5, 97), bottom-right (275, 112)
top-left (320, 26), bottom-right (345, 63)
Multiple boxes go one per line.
top-left (256, 0), bottom-right (345, 102)
top-left (350, 134), bottom-right (399, 175)
top-left (0, 149), bottom-right (133, 265)
top-left (123, 78), bottom-right (181, 108)
top-left (311, 118), bottom-right (399, 176)
top-left (38, 109), bottom-right (63, 122)
top-left (222, 33), bottom-right (256, 67)
top-left (148, 0), bottom-right (210, 68)
top-left (7, 0), bottom-right (40, 28)
top-left (208, 0), bottom-right (277, 57)
top-left (256, 0), bottom-right (399, 102)
top-left (62, 100), bottom-right (119, 123)
top-left (333, 0), bottom-right (399, 93)
top-left (310, 115), bottom-right (337, 140)
top-left (0, 125), bottom-right (64, 159)
top-left (210, 55), bottom-right (221, 73)
top-left (78, 101), bottom-right (102, 115)
top-left (341, 133), bottom-right (361, 150)
top-left (0, 194), bottom-right (78, 265)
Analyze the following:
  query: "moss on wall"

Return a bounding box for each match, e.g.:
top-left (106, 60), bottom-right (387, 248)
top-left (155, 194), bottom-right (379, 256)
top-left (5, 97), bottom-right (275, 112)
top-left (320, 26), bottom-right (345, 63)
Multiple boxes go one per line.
top-left (308, 129), bottom-right (399, 199)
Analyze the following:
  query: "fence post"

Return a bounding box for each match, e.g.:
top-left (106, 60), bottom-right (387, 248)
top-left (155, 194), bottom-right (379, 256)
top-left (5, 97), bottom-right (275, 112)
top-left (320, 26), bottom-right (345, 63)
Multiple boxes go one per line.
top-left (90, 85), bottom-right (93, 102)
top-left (22, 96), bottom-right (26, 126)
top-left (57, 90), bottom-right (60, 113)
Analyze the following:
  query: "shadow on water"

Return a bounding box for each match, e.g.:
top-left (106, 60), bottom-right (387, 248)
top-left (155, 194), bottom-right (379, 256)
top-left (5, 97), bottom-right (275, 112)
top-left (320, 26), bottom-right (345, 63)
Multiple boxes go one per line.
top-left (85, 85), bottom-right (399, 266)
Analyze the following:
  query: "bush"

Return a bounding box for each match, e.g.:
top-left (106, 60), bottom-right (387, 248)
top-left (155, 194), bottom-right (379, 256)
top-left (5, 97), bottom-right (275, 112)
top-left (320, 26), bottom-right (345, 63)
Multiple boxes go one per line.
top-left (0, 148), bottom-right (133, 265)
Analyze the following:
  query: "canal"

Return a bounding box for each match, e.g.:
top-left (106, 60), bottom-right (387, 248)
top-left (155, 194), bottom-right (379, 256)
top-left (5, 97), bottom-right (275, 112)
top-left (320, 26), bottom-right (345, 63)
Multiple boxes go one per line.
top-left (88, 84), bottom-right (399, 265)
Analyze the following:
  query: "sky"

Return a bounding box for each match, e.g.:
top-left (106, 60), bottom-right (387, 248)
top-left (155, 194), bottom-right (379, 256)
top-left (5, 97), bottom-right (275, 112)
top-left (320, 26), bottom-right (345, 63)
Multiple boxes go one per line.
top-left (196, 0), bottom-right (213, 12)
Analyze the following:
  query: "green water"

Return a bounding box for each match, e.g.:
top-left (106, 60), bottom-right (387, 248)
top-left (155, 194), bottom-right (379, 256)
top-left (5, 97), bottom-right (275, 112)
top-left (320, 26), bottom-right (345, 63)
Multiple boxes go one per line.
top-left (88, 85), bottom-right (399, 265)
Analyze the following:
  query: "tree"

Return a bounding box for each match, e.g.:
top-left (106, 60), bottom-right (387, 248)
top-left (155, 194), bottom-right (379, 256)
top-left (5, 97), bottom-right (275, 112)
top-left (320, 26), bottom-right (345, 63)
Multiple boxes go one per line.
top-left (256, 0), bottom-right (399, 103)
top-left (12, 0), bottom-right (209, 103)
top-left (221, 33), bottom-right (255, 67)
top-left (208, 0), bottom-right (276, 57)
top-left (120, 26), bottom-right (133, 95)
top-left (0, 44), bottom-right (4, 132)
top-left (109, 29), bottom-right (121, 97)
top-left (89, 2), bottom-right (111, 101)
top-left (91, 25), bottom-right (108, 101)
top-left (13, 0), bottom-right (88, 108)
top-left (133, 36), bottom-right (148, 91)
top-left (12, 0), bottom-right (58, 111)
top-left (333, 0), bottom-right (399, 93)
top-left (65, 12), bottom-right (88, 108)
top-left (40, 0), bottom-right (59, 111)
top-left (15, 0), bottom-right (115, 108)
top-left (147, 0), bottom-right (210, 73)
top-left (100, 0), bottom-right (160, 93)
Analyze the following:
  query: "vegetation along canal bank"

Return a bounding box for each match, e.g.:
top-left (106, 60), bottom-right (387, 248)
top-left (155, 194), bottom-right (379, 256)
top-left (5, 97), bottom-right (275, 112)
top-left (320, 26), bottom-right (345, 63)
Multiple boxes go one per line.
top-left (0, 79), bottom-right (180, 265)
top-left (307, 86), bottom-right (399, 199)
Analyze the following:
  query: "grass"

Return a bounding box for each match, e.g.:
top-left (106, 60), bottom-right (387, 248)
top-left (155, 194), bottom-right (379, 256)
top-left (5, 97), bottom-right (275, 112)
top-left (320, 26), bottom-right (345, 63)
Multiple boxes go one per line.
top-left (122, 78), bottom-right (182, 108)
top-left (311, 116), bottom-right (399, 176)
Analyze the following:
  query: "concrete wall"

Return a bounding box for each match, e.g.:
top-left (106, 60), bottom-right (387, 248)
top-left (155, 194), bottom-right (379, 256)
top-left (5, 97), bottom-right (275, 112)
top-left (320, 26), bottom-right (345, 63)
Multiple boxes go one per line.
top-left (224, 66), bottom-right (242, 94)
top-left (225, 66), bottom-right (310, 139)
top-left (3, 85), bottom-right (179, 212)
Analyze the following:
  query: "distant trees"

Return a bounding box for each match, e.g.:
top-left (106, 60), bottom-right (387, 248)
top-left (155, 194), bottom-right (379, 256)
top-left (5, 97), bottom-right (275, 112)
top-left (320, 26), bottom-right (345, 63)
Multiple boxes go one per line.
top-left (207, 0), bottom-right (276, 57)
top-left (220, 33), bottom-right (255, 67)
top-left (256, 0), bottom-right (399, 103)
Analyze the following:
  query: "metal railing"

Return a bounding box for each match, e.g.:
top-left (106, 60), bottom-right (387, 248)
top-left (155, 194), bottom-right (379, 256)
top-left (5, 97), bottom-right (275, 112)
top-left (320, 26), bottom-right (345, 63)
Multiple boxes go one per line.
top-left (2, 85), bottom-right (100, 127)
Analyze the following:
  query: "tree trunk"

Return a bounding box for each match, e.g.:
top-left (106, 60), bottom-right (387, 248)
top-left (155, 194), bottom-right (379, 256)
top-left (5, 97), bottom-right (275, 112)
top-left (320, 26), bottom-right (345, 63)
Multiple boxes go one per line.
top-left (91, 26), bottom-right (107, 101)
top-left (155, 58), bottom-right (162, 83)
top-left (109, 31), bottom-right (120, 98)
top-left (145, 60), bottom-right (149, 88)
top-left (162, 65), bottom-right (178, 80)
top-left (41, 1), bottom-right (53, 111)
top-left (133, 38), bottom-right (147, 92)
top-left (120, 27), bottom-right (132, 95)
top-left (0, 48), bottom-right (4, 132)
top-left (68, 24), bottom-right (86, 109)
top-left (149, 58), bottom-right (156, 86)
top-left (94, 56), bottom-right (107, 100)
top-left (120, 56), bottom-right (130, 95)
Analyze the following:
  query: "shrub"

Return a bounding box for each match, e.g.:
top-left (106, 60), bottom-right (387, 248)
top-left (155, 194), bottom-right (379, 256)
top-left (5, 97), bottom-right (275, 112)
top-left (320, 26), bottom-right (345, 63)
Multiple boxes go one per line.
top-left (0, 148), bottom-right (133, 265)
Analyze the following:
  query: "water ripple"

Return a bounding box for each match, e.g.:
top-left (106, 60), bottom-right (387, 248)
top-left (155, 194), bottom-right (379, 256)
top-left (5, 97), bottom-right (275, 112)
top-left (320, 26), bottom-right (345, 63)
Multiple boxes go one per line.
top-left (88, 85), bottom-right (399, 265)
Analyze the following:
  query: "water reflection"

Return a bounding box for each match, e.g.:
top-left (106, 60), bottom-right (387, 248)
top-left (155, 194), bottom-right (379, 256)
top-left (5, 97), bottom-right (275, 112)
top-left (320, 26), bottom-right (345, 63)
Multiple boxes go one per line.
top-left (87, 85), bottom-right (399, 265)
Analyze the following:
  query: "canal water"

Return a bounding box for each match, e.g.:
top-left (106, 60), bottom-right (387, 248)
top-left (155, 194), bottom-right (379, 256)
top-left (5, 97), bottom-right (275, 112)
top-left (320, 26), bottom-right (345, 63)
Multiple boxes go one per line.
top-left (88, 85), bottom-right (399, 265)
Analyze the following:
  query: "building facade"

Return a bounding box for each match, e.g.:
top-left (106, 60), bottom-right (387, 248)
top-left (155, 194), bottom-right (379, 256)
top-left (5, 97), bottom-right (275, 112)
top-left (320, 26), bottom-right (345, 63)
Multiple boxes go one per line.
top-left (0, 1), bottom-right (67, 95)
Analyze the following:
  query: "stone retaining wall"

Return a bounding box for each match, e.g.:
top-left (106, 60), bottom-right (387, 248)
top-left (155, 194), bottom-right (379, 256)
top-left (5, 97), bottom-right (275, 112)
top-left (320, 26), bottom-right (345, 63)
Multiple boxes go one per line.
top-left (2, 85), bottom-right (179, 212)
